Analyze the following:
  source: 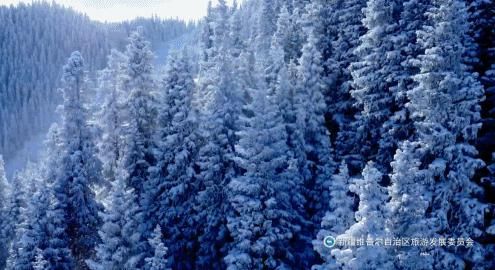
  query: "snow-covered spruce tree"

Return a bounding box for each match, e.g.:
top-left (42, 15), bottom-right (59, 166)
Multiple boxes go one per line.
top-left (144, 226), bottom-right (170, 270)
top-left (269, 33), bottom-right (311, 268)
top-left (194, 6), bottom-right (243, 269)
top-left (271, 24), bottom-right (305, 177)
top-left (3, 171), bottom-right (29, 268)
top-left (296, 28), bottom-right (336, 230)
top-left (3, 162), bottom-right (42, 269)
top-left (97, 49), bottom-right (127, 185)
top-left (225, 85), bottom-right (304, 270)
top-left (144, 51), bottom-right (199, 270)
top-left (120, 29), bottom-right (157, 201)
top-left (386, 141), bottom-right (434, 269)
top-left (38, 125), bottom-right (74, 269)
top-left (194, 1), bottom-right (218, 110)
top-left (0, 155), bottom-right (10, 268)
top-left (87, 169), bottom-right (146, 270)
top-left (332, 162), bottom-right (393, 270)
top-left (48, 51), bottom-right (103, 269)
top-left (326, 0), bottom-right (367, 172)
top-left (377, 0), bottom-right (431, 174)
top-left (10, 176), bottom-right (51, 269)
top-left (313, 162), bottom-right (355, 270)
top-left (349, 0), bottom-right (403, 171)
top-left (32, 123), bottom-right (74, 270)
top-left (7, 162), bottom-right (46, 269)
top-left (407, 0), bottom-right (487, 267)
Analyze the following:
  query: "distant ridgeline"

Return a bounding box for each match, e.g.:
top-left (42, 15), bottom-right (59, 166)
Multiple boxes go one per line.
top-left (0, 1), bottom-right (195, 161)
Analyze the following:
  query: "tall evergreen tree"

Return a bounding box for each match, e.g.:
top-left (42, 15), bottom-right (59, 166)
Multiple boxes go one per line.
top-left (120, 29), bottom-right (157, 201)
top-left (256, 0), bottom-right (278, 60)
top-left (349, 0), bottom-right (403, 171)
top-left (225, 86), bottom-right (304, 270)
top-left (296, 28), bottom-right (336, 228)
top-left (48, 51), bottom-right (103, 269)
top-left (327, 0), bottom-right (367, 172)
top-left (97, 49), bottom-right (127, 185)
top-left (271, 20), bottom-right (313, 268)
top-left (377, 0), bottom-right (430, 174)
top-left (38, 124), bottom-right (73, 270)
top-left (144, 51), bottom-right (199, 270)
top-left (194, 5), bottom-right (243, 268)
top-left (406, 0), bottom-right (487, 267)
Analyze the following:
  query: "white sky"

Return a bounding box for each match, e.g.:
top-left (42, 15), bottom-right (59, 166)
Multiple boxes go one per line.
top-left (0, 0), bottom-right (239, 22)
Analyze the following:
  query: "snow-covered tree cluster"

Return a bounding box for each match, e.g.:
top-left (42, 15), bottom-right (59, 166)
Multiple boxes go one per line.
top-left (1, 0), bottom-right (495, 269)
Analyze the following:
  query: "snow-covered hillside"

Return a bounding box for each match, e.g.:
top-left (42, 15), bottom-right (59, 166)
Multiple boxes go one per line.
top-left (0, 2), bottom-right (196, 178)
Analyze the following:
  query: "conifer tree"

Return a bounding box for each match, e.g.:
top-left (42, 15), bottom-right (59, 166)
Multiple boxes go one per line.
top-left (332, 162), bottom-right (393, 270)
top-left (406, 0), bottom-right (487, 267)
top-left (386, 141), bottom-right (434, 269)
top-left (97, 49), bottom-right (127, 185)
top-left (226, 85), bottom-right (304, 270)
top-left (48, 51), bottom-right (103, 269)
top-left (377, 0), bottom-right (430, 173)
top-left (270, 29), bottom-right (311, 268)
top-left (8, 171), bottom-right (51, 270)
top-left (296, 29), bottom-right (336, 227)
top-left (313, 162), bottom-right (355, 270)
top-left (144, 51), bottom-right (199, 270)
top-left (349, 0), bottom-right (403, 171)
top-left (120, 29), bottom-right (157, 200)
top-left (87, 170), bottom-right (146, 270)
top-left (4, 172), bottom-right (28, 270)
top-left (194, 5), bottom-right (242, 268)
top-left (327, 0), bottom-right (367, 172)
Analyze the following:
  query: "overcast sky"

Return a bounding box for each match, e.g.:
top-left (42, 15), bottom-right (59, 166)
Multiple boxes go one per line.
top-left (0, 0), bottom-right (239, 22)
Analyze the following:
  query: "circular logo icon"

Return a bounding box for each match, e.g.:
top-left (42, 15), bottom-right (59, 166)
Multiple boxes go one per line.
top-left (323, 236), bottom-right (336, 248)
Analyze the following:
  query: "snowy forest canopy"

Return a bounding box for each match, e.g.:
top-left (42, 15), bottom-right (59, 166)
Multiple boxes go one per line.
top-left (0, 0), bottom-right (495, 269)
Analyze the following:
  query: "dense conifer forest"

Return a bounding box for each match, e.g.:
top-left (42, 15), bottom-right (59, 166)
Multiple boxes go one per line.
top-left (1, 0), bottom-right (495, 269)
